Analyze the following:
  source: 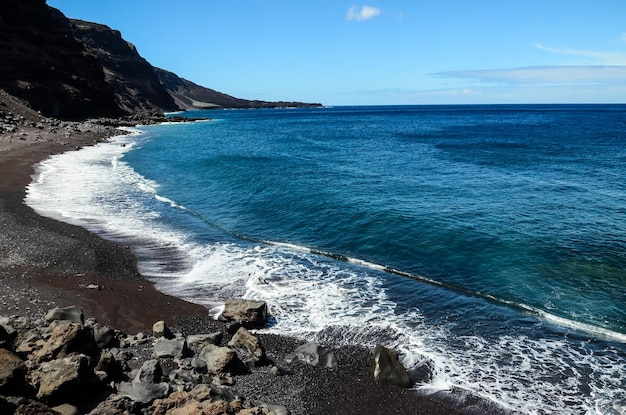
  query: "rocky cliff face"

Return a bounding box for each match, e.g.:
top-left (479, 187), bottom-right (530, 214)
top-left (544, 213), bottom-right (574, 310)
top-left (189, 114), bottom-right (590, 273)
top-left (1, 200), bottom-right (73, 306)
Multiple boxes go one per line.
top-left (69, 20), bottom-right (179, 115)
top-left (0, 0), bottom-right (121, 119)
top-left (0, 0), bottom-right (320, 120)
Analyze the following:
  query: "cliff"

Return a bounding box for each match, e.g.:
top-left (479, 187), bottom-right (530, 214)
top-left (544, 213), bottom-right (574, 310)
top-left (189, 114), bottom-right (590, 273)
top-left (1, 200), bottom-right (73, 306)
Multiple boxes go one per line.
top-left (0, 0), bottom-right (321, 120)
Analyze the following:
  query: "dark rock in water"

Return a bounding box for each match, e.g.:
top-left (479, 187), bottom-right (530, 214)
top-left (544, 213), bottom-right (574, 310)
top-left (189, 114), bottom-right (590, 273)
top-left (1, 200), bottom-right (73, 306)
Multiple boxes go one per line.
top-left (371, 345), bottom-right (413, 388)
top-left (0, 348), bottom-right (26, 394)
top-left (286, 341), bottom-right (338, 369)
top-left (118, 381), bottom-right (169, 404)
top-left (228, 327), bottom-right (267, 368)
top-left (44, 306), bottom-right (84, 325)
top-left (219, 299), bottom-right (268, 329)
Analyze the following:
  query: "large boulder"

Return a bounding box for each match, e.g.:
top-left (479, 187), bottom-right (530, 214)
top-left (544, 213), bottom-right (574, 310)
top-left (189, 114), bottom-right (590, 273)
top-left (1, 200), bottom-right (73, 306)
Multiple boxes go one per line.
top-left (134, 359), bottom-right (162, 384)
top-left (35, 322), bottom-right (98, 362)
top-left (219, 299), bottom-right (268, 329)
top-left (196, 344), bottom-right (247, 375)
top-left (187, 332), bottom-right (223, 354)
top-left (44, 306), bottom-right (84, 325)
top-left (370, 345), bottom-right (413, 388)
top-left (152, 321), bottom-right (174, 339)
top-left (154, 337), bottom-right (188, 358)
top-left (286, 342), bottom-right (337, 369)
top-left (0, 348), bottom-right (26, 394)
top-left (228, 327), bottom-right (267, 368)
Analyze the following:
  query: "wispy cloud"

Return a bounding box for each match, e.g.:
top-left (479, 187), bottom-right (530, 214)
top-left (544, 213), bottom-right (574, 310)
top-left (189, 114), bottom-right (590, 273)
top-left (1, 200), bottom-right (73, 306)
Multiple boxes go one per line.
top-left (434, 66), bottom-right (626, 85)
top-left (346, 5), bottom-right (381, 21)
top-left (535, 44), bottom-right (626, 65)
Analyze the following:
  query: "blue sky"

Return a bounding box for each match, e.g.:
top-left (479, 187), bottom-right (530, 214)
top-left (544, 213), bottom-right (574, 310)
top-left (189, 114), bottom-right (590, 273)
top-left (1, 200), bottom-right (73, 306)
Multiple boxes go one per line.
top-left (48, 1), bottom-right (626, 105)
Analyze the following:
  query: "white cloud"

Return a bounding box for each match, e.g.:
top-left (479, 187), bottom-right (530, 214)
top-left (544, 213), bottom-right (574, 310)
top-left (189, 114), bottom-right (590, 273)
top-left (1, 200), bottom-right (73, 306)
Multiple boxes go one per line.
top-left (346, 5), bottom-right (381, 21)
top-left (434, 66), bottom-right (626, 86)
top-left (535, 44), bottom-right (626, 65)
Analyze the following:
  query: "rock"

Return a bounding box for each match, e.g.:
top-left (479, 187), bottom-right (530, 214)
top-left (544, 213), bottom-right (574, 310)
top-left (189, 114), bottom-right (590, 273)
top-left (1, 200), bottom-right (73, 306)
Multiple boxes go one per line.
top-left (35, 354), bottom-right (96, 403)
top-left (196, 344), bottom-right (248, 375)
top-left (152, 321), bottom-right (174, 339)
top-left (35, 322), bottom-right (98, 362)
top-left (0, 348), bottom-right (26, 394)
top-left (186, 332), bottom-right (223, 353)
top-left (118, 381), bottom-right (169, 404)
top-left (15, 400), bottom-right (59, 415)
top-left (92, 324), bottom-right (117, 349)
top-left (88, 394), bottom-right (135, 415)
top-left (134, 359), bottom-right (162, 384)
top-left (44, 306), bottom-right (84, 325)
top-left (154, 337), bottom-right (188, 358)
top-left (228, 327), bottom-right (267, 368)
top-left (219, 299), bottom-right (268, 329)
top-left (51, 403), bottom-right (81, 415)
top-left (371, 345), bottom-right (413, 388)
top-left (286, 342), bottom-right (337, 369)
top-left (255, 400), bottom-right (290, 415)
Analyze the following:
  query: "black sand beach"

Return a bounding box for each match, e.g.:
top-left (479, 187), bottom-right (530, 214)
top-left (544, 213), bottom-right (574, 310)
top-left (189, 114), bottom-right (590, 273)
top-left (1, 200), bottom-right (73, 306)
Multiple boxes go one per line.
top-left (0, 93), bottom-right (508, 414)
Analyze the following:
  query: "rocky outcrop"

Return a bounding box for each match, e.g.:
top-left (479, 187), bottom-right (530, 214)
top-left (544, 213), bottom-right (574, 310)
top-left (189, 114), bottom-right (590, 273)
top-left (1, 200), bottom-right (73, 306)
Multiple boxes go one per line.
top-left (0, 0), bottom-right (121, 119)
top-left (155, 67), bottom-right (322, 110)
top-left (69, 20), bottom-right (179, 115)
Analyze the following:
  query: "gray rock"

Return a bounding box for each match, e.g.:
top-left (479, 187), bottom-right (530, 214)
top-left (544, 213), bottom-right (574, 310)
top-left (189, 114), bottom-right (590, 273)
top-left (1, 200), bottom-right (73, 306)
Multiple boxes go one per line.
top-left (44, 306), bottom-right (84, 325)
top-left (51, 403), bottom-right (81, 415)
top-left (152, 321), bottom-right (174, 339)
top-left (255, 400), bottom-right (290, 415)
top-left (118, 381), bottom-right (169, 404)
top-left (197, 344), bottom-right (247, 375)
top-left (133, 359), bottom-right (162, 383)
top-left (92, 324), bottom-right (117, 349)
top-left (228, 327), bottom-right (267, 367)
top-left (287, 341), bottom-right (337, 369)
top-left (88, 394), bottom-right (135, 415)
top-left (219, 299), bottom-right (268, 328)
top-left (371, 345), bottom-right (413, 388)
top-left (154, 337), bottom-right (188, 358)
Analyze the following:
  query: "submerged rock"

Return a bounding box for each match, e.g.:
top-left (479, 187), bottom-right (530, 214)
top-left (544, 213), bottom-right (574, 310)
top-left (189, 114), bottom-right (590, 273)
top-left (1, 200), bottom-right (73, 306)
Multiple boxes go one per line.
top-left (371, 345), bottom-right (413, 388)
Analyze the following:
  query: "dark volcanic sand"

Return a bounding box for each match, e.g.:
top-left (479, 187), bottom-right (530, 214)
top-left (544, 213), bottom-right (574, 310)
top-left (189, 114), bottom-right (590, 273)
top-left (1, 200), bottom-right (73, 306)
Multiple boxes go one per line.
top-left (0, 96), bottom-right (507, 414)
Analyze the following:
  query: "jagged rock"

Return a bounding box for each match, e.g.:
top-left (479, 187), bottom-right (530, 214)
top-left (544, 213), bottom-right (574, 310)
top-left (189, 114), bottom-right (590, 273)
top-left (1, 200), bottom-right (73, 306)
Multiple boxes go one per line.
top-left (88, 394), bottom-right (136, 415)
top-left (190, 356), bottom-right (208, 373)
top-left (91, 324), bottom-right (117, 349)
top-left (134, 359), bottom-right (162, 384)
top-left (35, 322), bottom-right (98, 362)
top-left (152, 390), bottom-right (243, 415)
top-left (228, 327), bottom-right (267, 368)
top-left (371, 345), bottom-right (413, 388)
top-left (197, 344), bottom-right (248, 375)
top-left (35, 354), bottom-right (96, 403)
top-left (15, 400), bottom-right (59, 415)
top-left (51, 403), bottom-right (81, 415)
top-left (152, 321), bottom-right (174, 339)
top-left (0, 348), bottom-right (26, 393)
top-left (118, 381), bottom-right (169, 404)
top-left (44, 306), bottom-right (84, 325)
top-left (154, 337), bottom-right (188, 358)
top-left (95, 350), bottom-right (124, 382)
top-left (286, 342), bottom-right (337, 369)
top-left (187, 332), bottom-right (223, 353)
top-left (219, 299), bottom-right (268, 329)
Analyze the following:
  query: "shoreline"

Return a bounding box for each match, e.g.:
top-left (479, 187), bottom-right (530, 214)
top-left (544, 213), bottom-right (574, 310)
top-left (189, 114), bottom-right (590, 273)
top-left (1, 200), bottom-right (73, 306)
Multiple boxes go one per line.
top-left (0, 102), bottom-right (506, 414)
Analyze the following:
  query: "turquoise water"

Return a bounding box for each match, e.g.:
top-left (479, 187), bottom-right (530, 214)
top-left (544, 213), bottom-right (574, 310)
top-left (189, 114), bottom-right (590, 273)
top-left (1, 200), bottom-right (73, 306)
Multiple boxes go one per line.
top-left (27, 105), bottom-right (626, 414)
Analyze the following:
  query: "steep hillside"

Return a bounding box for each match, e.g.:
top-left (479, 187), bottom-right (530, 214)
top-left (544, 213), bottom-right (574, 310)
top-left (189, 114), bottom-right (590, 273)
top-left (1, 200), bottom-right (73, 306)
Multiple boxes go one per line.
top-left (0, 0), bottom-right (121, 119)
top-left (155, 68), bottom-right (322, 110)
top-left (69, 20), bottom-right (179, 114)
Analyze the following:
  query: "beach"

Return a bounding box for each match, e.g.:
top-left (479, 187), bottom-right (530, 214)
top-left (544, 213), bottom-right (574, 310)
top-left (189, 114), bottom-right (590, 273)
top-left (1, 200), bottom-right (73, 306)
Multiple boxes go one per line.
top-left (0, 96), bottom-right (490, 414)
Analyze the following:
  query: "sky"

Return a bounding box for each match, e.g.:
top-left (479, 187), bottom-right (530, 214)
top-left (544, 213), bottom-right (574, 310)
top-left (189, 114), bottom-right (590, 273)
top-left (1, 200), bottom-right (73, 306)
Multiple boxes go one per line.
top-left (47, 1), bottom-right (626, 106)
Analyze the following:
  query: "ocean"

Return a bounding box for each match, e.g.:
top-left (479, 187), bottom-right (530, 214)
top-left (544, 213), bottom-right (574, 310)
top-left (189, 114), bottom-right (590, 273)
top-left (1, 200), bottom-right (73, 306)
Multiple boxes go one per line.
top-left (26, 105), bottom-right (626, 414)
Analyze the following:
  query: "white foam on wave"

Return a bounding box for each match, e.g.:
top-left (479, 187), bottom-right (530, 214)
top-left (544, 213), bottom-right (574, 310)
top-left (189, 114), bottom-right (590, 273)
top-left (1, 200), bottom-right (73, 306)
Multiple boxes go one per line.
top-left (24, 129), bottom-right (626, 415)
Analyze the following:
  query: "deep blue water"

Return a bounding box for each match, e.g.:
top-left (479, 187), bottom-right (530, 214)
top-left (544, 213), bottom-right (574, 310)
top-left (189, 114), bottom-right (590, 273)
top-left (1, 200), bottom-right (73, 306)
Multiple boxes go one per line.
top-left (27, 105), bottom-right (626, 414)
